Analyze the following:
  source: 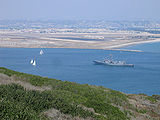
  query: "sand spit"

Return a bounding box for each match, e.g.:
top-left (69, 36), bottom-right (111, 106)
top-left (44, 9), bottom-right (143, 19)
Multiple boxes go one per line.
top-left (105, 38), bottom-right (160, 49)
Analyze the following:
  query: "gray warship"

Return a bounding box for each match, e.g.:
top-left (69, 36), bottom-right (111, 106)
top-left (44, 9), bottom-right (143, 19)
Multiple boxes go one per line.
top-left (93, 55), bottom-right (134, 67)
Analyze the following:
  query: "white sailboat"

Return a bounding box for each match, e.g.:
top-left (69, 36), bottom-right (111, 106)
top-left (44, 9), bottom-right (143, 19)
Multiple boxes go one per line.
top-left (40, 50), bottom-right (44, 55)
top-left (30, 59), bottom-right (36, 66)
top-left (32, 60), bottom-right (36, 66)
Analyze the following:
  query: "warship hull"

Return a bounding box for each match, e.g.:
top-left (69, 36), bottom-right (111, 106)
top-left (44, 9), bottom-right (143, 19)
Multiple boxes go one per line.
top-left (93, 60), bottom-right (134, 67)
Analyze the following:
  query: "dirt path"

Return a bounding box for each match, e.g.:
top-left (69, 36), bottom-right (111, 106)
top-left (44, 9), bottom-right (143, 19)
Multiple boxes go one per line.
top-left (0, 73), bottom-right (51, 91)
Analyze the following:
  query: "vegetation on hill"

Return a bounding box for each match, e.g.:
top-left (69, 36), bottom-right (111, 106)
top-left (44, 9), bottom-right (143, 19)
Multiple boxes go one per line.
top-left (0, 67), bottom-right (160, 120)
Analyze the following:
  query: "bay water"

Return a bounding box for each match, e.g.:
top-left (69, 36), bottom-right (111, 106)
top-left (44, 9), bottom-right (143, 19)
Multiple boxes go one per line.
top-left (0, 44), bottom-right (160, 95)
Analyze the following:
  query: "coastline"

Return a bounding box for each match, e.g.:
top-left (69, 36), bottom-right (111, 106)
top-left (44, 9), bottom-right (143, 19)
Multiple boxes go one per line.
top-left (105, 38), bottom-right (160, 52)
top-left (106, 38), bottom-right (160, 49)
top-left (1, 28), bottom-right (160, 52)
top-left (1, 38), bottom-right (160, 52)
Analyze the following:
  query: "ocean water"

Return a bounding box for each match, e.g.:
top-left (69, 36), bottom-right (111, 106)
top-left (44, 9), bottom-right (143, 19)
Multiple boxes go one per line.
top-left (0, 46), bottom-right (160, 95)
top-left (123, 42), bottom-right (160, 53)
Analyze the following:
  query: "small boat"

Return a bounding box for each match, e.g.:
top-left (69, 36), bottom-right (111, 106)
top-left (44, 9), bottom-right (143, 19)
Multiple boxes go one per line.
top-left (30, 59), bottom-right (36, 66)
top-left (93, 55), bottom-right (134, 67)
top-left (40, 50), bottom-right (44, 55)
top-left (32, 60), bottom-right (36, 66)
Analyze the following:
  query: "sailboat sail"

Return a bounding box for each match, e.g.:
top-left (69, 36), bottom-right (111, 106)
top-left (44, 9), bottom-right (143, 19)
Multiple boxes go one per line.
top-left (30, 59), bottom-right (36, 66)
top-left (40, 50), bottom-right (43, 55)
top-left (30, 59), bottom-right (34, 64)
top-left (32, 60), bottom-right (36, 66)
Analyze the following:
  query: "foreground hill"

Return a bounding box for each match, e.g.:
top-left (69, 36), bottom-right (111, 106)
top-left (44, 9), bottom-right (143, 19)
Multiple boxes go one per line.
top-left (0, 67), bottom-right (160, 120)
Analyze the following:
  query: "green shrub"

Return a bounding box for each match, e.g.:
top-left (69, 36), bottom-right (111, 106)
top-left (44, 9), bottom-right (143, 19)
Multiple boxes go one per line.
top-left (0, 67), bottom-right (131, 120)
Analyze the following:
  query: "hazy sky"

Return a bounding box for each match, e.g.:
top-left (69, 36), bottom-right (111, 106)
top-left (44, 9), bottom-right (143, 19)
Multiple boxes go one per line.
top-left (0, 0), bottom-right (160, 21)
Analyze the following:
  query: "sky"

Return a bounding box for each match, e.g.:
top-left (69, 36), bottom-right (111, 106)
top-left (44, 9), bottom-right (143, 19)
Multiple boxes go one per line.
top-left (0, 0), bottom-right (160, 21)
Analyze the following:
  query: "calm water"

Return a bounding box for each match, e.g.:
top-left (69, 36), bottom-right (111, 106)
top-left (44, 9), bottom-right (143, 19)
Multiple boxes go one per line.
top-left (123, 42), bottom-right (160, 53)
top-left (0, 45), bottom-right (160, 95)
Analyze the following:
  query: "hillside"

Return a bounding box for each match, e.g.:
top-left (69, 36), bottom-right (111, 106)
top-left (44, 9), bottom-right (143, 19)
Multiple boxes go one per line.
top-left (0, 67), bottom-right (160, 120)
